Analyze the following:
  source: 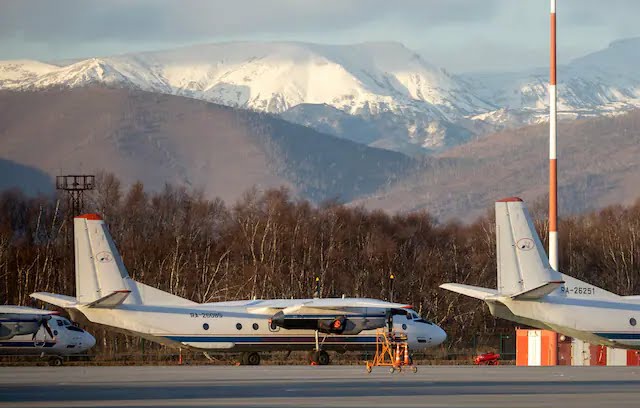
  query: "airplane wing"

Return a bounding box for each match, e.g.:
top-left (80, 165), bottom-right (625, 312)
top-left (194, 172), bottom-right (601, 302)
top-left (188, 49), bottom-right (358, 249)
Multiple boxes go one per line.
top-left (0, 306), bottom-right (59, 340)
top-left (0, 305), bottom-right (60, 316)
top-left (246, 297), bottom-right (412, 314)
top-left (245, 298), bottom-right (412, 335)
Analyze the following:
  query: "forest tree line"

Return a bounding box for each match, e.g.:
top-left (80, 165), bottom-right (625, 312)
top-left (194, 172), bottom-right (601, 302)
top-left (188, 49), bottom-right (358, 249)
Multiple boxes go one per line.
top-left (1, 172), bottom-right (640, 356)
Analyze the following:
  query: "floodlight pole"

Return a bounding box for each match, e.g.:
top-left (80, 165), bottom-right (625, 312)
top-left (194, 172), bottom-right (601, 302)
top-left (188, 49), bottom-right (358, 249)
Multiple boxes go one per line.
top-left (56, 175), bottom-right (95, 217)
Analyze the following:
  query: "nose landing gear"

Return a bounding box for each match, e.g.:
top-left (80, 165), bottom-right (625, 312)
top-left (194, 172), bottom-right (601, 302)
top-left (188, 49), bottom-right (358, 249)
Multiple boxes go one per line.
top-left (48, 356), bottom-right (64, 366)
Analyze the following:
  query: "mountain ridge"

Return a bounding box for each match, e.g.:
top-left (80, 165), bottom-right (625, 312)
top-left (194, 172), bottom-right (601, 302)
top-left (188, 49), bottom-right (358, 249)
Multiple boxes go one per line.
top-left (3, 39), bottom-right (639, 153)
top-left (0, 87), bottom-right (413, 204)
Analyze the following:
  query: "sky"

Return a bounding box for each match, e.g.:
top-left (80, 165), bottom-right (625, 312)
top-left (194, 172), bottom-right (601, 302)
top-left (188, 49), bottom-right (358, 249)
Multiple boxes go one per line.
top-left (1, 0), bottom-right (639, 73)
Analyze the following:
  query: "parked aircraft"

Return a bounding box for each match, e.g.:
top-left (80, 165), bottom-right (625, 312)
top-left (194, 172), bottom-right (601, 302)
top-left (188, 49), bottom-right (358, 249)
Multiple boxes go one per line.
top-left (0, 305), bottom-right (96, 365)
top-left (32, 214), bottom-right (446, 365)
top-left (441, 197), bottom-right (640, 349)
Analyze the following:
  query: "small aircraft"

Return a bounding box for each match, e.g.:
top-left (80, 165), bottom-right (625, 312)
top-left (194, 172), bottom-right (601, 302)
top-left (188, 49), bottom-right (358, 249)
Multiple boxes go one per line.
top-left (441, 197), bottom-right (640, 349)
top-left (32, 214), bottom-right (446, 365)
top-left (0, 305), bottom-right (96, 365)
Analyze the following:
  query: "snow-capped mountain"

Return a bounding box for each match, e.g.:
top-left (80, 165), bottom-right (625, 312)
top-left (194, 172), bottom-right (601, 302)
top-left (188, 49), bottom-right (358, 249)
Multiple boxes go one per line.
top-left (1, 39), bottom-right (639, 153)
top-left (460, 37), bottom-right (640, 126)
top-left (0, 42), bottom-right (493, 152)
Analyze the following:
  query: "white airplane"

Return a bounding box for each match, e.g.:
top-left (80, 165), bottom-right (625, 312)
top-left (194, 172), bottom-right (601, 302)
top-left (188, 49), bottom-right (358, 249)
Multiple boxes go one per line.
top-left (32, 214), bottom-right (446, 365)
top-left (0, 305), bottom-right (96, 365)
top-left (441, 197), bottom-right (640, 349)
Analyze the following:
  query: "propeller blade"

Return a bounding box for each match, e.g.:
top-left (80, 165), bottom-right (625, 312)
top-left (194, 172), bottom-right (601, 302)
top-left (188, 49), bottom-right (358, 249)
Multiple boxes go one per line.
top-left (43, 320), bottom-right (54, 338)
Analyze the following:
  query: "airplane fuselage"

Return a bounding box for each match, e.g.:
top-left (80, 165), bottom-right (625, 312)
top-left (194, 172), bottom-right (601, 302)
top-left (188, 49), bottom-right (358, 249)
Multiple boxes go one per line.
top-left (73, 302), bottom-right (445, 352)
top-left (491, 295), bottom-right (640, 349)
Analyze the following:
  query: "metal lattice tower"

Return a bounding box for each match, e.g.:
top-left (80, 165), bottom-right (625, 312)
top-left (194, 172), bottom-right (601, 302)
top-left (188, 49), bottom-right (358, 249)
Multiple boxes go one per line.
top-left (56, 175), bottom-right (95, 217)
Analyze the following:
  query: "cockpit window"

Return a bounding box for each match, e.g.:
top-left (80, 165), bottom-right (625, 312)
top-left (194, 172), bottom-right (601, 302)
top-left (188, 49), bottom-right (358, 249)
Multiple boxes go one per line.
top-left (57, 319), bottom-right (64, 327)
top-left (406, 314), bottom-right (413, 320)
top-left (415, 318), bottom-right (433, 325)
top-left (66, 326), bottom-right (84, 333)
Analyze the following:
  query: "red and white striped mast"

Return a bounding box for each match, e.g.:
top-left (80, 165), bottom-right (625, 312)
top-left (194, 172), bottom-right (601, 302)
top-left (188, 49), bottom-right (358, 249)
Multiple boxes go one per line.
top-left (549, 0), bottom-right (558, 271)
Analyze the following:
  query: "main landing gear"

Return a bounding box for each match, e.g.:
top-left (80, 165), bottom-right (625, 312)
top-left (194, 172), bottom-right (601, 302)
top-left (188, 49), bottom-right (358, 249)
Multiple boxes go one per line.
top-left (240, 352), bottom-right (261, 365)
top-left (309, 330), bottom-right (330, 365)
top-left (309, 350), bottom-right (330, 365)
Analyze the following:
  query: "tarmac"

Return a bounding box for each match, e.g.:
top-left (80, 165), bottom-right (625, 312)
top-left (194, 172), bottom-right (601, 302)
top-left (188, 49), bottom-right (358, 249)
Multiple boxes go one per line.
top-left (2, 365), bottom-right (640, 407)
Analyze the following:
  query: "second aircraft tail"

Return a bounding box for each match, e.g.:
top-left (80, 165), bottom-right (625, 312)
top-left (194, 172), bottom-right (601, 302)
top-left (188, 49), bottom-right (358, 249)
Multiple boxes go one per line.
top-left (494, 197), bottom-right (562, 297)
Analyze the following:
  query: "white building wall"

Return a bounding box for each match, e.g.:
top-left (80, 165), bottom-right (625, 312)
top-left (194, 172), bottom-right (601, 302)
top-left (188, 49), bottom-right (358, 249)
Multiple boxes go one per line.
top-left (607, 348), bottom-right (627, 366)
top-left (571, 339), bottom-right (590, 366)
top-left (527, 330), bottom-right (541, 366)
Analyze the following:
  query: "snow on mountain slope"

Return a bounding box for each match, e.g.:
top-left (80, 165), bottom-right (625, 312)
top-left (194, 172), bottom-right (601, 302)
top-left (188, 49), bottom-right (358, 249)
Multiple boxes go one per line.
top-left (460, 37), bottom-right (640, 126)
top-left (2, 39), bottom-right (639, 153)
top-left (0, 42), bottom-right (492, 152)
top-left (0, 60), bottom-right (57, 87)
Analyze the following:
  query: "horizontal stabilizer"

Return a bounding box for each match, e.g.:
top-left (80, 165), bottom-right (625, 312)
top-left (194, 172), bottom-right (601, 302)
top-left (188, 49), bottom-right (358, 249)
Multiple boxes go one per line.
top-left (30, 292), bottom-right (78, 309)
top-left (86, 290), bottom-right (131, 308)
top-left (509, 281), bottom-right (564, 300)
top-left (439, 283), bottom-right (498, 300)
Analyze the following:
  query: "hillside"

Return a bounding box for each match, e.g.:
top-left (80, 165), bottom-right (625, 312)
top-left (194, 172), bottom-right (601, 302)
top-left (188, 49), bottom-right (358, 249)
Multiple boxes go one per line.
top-left (0, 42), bottom-right (492, 153)
top-left (0, 87), bottom-right (412, 203)
top-left (356, 109), bottom-right (640, 221)
top-left (2, 39), bottom-right (640, 155)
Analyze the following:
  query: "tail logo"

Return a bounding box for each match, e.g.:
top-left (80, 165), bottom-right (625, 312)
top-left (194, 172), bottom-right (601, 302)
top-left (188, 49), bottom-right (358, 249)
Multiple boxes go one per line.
top-left (517, 238), bottom-right (534, 251)
top-left (96, 252), bottom-right (114, 263)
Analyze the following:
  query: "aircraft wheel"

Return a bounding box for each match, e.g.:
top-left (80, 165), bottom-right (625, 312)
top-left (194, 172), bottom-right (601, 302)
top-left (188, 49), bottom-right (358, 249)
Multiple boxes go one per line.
top-left (49, 357), bottom-right (63, 366)
top-left (317, 350), bottom-right (330, 366)
top-left (366, 366), bottom-right (372, 374)
top-left (412, 366), bottom-right (418, 373)
top-left (389, 367), bottom-right (395, 374)
top-left (246, 352), bottom-right (261, 366)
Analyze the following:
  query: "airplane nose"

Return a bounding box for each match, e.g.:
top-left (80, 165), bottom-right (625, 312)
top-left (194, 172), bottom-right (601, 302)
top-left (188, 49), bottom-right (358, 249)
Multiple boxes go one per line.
top-left (85, 333), bottom-right (96, 350)
top-left (433, 325), bottom-right (447, 346)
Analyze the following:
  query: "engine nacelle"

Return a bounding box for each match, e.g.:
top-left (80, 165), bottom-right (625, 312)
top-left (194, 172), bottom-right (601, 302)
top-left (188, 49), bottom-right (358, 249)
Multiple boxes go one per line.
top-left (0, 321), bottom-right (40, 340)
top-left (270, 311), bottom-right (386, 335)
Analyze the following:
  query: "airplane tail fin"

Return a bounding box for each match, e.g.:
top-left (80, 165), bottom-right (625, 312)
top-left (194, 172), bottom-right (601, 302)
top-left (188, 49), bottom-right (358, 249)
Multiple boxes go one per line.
top-left (495, 198), bottom-right (562, 296)
top-left (73, 214), bottom-right (195, 307)
top-left (441, 198), bottom-right (620, 301)
top-left (74, 214), bottom-right (131, 304)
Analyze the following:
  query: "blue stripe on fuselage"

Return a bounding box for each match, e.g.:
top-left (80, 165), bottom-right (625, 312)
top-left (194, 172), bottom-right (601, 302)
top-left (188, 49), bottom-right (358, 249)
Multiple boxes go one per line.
top-left (595, 332), bottom-right (640, 340)
top-left (0, 341), bottom-right (56, 348)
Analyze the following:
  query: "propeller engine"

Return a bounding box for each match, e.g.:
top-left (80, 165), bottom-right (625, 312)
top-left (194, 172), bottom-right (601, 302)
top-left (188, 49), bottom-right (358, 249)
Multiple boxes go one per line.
top-left (270, 311), bottom-right (386, 335)
top-left (32, 315), bottom-right (55, 340)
